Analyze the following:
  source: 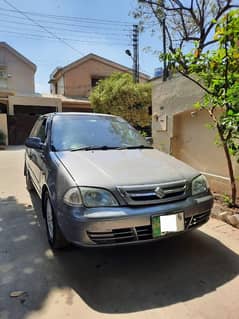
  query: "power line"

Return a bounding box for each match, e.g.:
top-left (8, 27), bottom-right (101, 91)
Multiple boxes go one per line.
top-left (0, 12), bottom-right (131, 32)
top-left (0, 30), bottom-right (130, 46)
top-left (2, 0), bottom-right (85, 55)
top-left (0, 2), bottom-right (143, 71)
top-left (0, 18), bottom-right (131, 38)
top-left (0, 6), bottom-right (133, 26)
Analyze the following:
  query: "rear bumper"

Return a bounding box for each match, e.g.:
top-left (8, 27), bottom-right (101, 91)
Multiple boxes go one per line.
top-left (58, 193), bottom-right (213, 247)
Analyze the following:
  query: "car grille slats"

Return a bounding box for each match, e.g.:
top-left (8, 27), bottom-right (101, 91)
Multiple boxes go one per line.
top-left (135, 225), bottom-right (152, 240)
top-left (88, 228), bottom-right (134, 244)
top-left (185, 211), bottom-right (210, 229)
top-left (88, 226), bottom-right (153, 244)
top-left (91, 235), bottom-right (135, 243)
top-left (118, 181), bottom-right (187, 206)
top-left (87, 211), bottom-right (211, 245)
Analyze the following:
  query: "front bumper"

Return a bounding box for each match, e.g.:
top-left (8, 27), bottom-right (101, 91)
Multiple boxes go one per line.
top-left (58, 193), bottom-right (213, 247)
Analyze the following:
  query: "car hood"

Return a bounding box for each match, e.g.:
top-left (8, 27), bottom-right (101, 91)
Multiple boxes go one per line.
top-left (56, 149), bottom-right (199, 187)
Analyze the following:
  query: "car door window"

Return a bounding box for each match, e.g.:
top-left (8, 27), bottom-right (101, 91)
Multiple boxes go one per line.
top-left (30, 119), bottom-right (42, 138)
top-left (31, 118), bottom-right (47, 143)
top-left (36, 119), bottom-right (47, 143)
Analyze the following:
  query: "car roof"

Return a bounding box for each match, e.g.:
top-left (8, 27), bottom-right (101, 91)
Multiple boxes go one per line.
top-left (42, 112), bottom-right (119, 119)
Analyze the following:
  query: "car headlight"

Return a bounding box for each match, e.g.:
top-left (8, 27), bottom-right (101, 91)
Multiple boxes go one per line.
top-left (192, 175), bottom-right (209, 196)
top-left (63, 187), bottom-right (82, 207)
top-left (80, 187), bottom-right (119, 207)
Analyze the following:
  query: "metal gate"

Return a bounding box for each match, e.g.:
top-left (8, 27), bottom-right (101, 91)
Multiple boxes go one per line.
top-left (7, 114), bottom-right (39, 145)
top-left (7, 105), bottom-right (57, 145)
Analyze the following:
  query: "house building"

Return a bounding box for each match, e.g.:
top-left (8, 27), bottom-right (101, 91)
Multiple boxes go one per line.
top-left (49, 53), bottom-right (149, 108)
top-left (151, 74), bottom-right (239, 194)
top-left (0, 42), bottom-right (89, 145)
top-left (0, 42), bottom-right (36, 95)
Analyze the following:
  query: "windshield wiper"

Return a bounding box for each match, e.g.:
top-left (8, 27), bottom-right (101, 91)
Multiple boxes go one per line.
top-left (71, 144), bottom-right (154, 151)
top-left (71, 145), bottom-right (119, 151)
top-left (117, 145), bottom-right (154, 150)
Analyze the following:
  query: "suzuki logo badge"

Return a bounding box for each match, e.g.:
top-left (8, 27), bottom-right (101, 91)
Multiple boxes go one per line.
top-left (155, 186), bottom-right (165, 199)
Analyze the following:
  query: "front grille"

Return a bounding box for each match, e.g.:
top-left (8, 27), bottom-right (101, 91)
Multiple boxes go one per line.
top-left (88, 211), bottom-right (210, 245)
top-left (88, 225), bottom-right (152, 245)
top-left (118, 180), bottom-right (187, 206)
top-left (185, 211), bottom-right (210, 229)
top-left (135, 225), bottom-right (152, 240)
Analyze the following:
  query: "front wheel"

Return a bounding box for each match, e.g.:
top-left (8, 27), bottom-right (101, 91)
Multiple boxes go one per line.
top-left (43, 191), bottom-right (69, 249)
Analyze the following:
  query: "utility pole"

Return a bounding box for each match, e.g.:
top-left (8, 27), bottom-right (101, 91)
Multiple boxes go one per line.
top-left (138, 0), bottom-right (167, 81)
top-left (133, 24), bottom-right (139, 83)
top-left (125, 25), bottom-right (139, 83)
top-left (162, 9), bottom-right (167, 81)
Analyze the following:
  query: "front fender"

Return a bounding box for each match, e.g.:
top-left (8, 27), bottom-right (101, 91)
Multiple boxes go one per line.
top-left (46, 152), bottom-right (76, 215)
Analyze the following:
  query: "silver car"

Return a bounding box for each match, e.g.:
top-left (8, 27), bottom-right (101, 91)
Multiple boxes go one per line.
top-left (25, 112), bottom-right (213, 249)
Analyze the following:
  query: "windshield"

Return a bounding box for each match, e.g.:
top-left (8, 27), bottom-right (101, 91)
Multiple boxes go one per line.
top-left (51, 115), bottom-right (149, 151)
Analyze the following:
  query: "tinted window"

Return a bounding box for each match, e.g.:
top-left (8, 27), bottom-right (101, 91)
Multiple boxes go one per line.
top-left (51, 115), bottom-right (148, 151)
top-left (30, 119), bottom-right (41, 137)
top-left (37, 120), bottom-right (47, 142)
top-left (30, 118), bottom-right (47, 142)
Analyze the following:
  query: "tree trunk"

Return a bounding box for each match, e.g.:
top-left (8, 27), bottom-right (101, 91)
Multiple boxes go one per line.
top-left (217, 124), bottom-right (237, 206)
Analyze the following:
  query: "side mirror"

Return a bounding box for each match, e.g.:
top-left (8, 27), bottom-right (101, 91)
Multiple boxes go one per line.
top-left (25, 137), bottom-right (44, 150)
top-left (145, 137), bottom-right (153, 145)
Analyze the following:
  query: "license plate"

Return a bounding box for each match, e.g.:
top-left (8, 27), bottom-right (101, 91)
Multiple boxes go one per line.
top-left (152, 212), bottom-right (184, 238)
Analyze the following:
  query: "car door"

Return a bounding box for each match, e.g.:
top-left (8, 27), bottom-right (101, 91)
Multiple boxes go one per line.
top-left (26, 118), bottom-right (42, 188)
top-left (27, 117), bottom-right (48, 195)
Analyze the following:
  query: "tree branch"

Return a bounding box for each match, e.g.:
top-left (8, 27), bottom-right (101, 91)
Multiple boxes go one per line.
top-left (176, 68), bottom-right (213, 95)
top-left (202, 2), bottom-right (237, 48)
top-left (202, 39), bottom-right (218, 48)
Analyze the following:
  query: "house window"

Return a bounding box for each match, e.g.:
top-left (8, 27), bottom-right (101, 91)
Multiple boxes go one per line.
top-left (0, 103), bottom-right (7, 113)
top-left (91, 77), bottom-right (105, 88)
top-left (0, 69), bottom-right (8, 88)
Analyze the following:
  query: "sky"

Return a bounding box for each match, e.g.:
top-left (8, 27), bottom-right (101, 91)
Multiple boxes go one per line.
top-left (0, 0), bottom-right (163, 93)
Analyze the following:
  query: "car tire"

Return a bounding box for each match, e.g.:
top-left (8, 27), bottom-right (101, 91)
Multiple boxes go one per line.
top-left (26, 168), bottom-right (34, 191)
top-left (43, 191), bottom-right (69, 249)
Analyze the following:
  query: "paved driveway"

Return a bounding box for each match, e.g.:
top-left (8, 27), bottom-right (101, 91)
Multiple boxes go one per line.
top-left (0, 147), bottom-right (239, 319)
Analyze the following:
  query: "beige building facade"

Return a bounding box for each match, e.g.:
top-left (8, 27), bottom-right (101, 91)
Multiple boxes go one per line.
top-left (0, 42), bottom-right (91, 145)
top-left (49, 53), bottom-right (149, 99)
top-left (0, 92), bottom-right (91, 145)
top-left (151, 74), bottom-right (239, 194)
top-left (0, 42), bottom-right (36, 94)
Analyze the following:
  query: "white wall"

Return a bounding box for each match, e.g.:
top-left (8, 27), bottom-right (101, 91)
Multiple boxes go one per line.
top-left (0, 46), bottom-right (35, 94)
top-left (151, 74), bottom-right (239, 195)
top-left (152, 74), bottom-right (204, 153)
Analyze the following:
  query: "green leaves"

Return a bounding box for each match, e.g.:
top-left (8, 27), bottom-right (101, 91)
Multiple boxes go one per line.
top-left (166, 9), bottom-right (239, 204)
top-left (89, 72), bottom-right (152, 128)
top-left (194, 101), bottom-right (201, 110)
top-left (134, 2), bottom-right (239, 204)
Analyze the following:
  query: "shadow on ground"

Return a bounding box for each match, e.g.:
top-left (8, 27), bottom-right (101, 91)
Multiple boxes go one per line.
top-left (0, 192), bottom-right (239, 318)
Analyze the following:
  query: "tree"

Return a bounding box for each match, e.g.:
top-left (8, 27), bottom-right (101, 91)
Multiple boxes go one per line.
top-left (89, 72), bottom-right (152, 131)
top-left (134, 1), bottom-right (239, 206)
